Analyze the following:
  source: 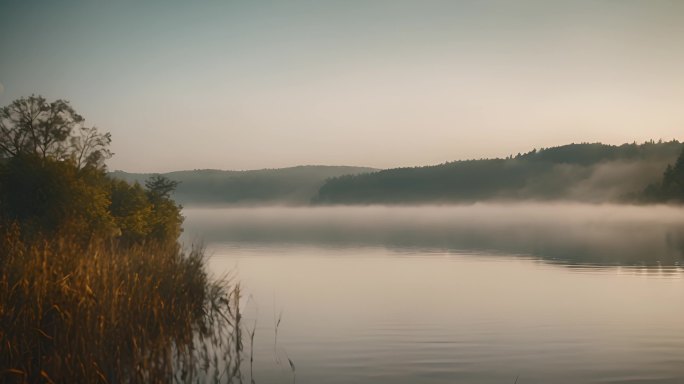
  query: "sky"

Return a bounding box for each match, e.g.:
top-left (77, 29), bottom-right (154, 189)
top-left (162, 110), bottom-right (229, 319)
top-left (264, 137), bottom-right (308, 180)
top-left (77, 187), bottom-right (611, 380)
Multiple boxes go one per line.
top-left (1, 0), bottom-right (683, 172)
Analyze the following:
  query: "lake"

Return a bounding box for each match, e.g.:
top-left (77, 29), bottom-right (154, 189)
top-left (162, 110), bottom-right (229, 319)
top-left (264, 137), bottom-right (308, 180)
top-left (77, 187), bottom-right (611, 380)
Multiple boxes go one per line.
top-left (183, 204), bottom-right (684, 384)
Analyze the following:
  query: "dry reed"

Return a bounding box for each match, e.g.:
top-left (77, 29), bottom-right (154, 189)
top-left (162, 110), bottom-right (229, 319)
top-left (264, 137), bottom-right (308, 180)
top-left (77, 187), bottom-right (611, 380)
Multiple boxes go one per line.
top-left (0, 225), bottom-right (242, 383)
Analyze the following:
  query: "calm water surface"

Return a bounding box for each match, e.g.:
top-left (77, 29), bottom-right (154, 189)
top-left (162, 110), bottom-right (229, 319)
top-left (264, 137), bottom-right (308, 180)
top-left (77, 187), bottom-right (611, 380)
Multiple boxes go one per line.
top-left (184, 205), bottom-right (684, 384)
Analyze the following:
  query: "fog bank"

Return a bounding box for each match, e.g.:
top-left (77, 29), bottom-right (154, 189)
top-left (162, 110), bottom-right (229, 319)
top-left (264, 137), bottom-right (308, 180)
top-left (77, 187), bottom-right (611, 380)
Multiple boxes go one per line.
top-left (183, 204), bottom-right (684, 265)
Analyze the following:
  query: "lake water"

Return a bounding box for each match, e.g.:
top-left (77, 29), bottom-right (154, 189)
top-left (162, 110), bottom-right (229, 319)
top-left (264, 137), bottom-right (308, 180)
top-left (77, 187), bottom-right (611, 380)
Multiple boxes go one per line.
top-left (183, 204), bottom-right (684, 384)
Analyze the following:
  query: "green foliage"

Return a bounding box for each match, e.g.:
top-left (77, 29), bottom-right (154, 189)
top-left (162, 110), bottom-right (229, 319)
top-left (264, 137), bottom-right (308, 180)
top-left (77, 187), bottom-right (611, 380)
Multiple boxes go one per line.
top-left (314, 141), bottom-right (684, 204)
top-left (661, 148), bottom-right (684, 200)
top-left (108, 176), bottom-right (184, 246)
top-left (0, 96), bottom-right (182, 245)
top-left (0, 155), bottom-right (183, 246)
top-left (0, 155), bottom-right (114, 238)
top-left (109, 179), bottom-right (153, 244)
top-left (0, 96), bottom-right (240, 382)
top-left (145, 176), bottom-right (184, 244)
top-left (645, 147), bottom-right (684, 202)
top-left (146, 174), bottom-right (180, 200)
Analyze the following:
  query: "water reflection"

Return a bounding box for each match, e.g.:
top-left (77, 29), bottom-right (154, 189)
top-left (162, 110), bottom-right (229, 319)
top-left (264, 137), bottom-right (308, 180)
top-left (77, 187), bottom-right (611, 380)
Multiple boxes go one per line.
top-left (183, 204), bottom-right (684, 266)
top-left (203, 245), bottom-right (684, 384)
top-left (181, 205), bottom-right (684, 383)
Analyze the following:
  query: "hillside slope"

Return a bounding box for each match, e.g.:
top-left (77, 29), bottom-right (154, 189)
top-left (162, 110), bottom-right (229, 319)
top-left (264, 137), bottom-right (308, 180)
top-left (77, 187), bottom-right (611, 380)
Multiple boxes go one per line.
top-left (314, 141), bottom-right (683, 204)
top-left (111, 165), bottom-right (376, 206)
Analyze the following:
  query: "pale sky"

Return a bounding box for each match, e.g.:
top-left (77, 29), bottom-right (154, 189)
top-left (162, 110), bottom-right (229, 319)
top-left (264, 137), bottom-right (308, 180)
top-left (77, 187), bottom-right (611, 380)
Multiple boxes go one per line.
top-left (1, 0), bottom-right (683, 172)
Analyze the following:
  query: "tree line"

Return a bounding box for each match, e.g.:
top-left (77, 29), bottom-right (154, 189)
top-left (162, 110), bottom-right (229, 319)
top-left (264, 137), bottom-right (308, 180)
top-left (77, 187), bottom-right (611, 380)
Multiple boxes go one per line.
top-left (314, 141), bottom-right (684, 204)
top-left (0, 95), bottom-right (182, 245)
top-left (644, 146), bottom-right (684, 202)
top-left (0, 96), bottom-right (239, 383)
top-left (111, 165), bottom-right (375, 206)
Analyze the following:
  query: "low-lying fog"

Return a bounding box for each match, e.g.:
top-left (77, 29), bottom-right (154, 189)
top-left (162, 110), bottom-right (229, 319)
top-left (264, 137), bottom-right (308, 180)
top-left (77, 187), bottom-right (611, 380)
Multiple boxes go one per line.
top-left (183, 203), bottom-right (684, 266)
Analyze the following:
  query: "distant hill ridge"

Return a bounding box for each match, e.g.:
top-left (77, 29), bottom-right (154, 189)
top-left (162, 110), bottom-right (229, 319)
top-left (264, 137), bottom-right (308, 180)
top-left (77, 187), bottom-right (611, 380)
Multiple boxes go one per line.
top-left (110, 165), bottom-right (376, 206)
top-left (112, 141), bottom-right (683, 205)
top-left (314, 141), bottom-right (683, 204)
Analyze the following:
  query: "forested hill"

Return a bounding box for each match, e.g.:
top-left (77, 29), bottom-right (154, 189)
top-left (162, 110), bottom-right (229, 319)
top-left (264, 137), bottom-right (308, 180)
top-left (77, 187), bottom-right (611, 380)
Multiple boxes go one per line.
top-left (314, 141), bottom-right (683, 204)
top-left (110, 166), bottom-right (376, 206)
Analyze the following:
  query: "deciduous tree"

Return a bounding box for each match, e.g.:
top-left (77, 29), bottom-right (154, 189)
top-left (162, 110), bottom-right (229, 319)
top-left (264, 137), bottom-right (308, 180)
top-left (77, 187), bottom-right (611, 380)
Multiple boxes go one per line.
top-left (0, 95), bottom-right (112, 169)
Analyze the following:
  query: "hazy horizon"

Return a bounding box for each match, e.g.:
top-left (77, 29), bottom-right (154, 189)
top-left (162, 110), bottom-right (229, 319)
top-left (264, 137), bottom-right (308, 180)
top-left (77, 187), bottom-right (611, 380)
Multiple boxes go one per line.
top-left (2, 1), bottom-right (684, 172)
top-left (110, 139), bottom-right (676, 174)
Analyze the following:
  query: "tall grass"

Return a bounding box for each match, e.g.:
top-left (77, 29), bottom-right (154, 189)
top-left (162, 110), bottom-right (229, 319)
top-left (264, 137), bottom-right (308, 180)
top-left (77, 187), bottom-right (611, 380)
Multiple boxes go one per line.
top-left (0, 224), bottom-right (242, 383)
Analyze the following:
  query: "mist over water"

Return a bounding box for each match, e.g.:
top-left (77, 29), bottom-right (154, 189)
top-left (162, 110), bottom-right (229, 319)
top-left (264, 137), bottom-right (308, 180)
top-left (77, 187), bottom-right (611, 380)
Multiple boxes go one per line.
top-left (183, 204), bottom-right (684, 384)
top-left (184, 203), bottom-right (684, 266)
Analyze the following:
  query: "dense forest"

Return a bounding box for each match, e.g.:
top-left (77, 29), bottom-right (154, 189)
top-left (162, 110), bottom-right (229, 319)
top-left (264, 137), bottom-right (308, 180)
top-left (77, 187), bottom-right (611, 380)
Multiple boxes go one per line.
top-left (644, 146), bottom-right (684, 202)
top-left (314, 141), bottom-right (684, 204)
top-left (112, 141), bottom-right (684, 206)
top-left (0, 96), bottom-right (183, 246)
top-left (111, 166), bottom-right (375, 206)
top-left (0, 96), bottom-right (239, 382)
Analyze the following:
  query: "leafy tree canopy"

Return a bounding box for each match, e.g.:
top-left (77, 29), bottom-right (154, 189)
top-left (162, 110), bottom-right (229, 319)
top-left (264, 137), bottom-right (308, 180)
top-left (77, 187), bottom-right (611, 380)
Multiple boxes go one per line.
top-left (0, 95), bottom-right (181, 246)
top-left (145, 174), bottom-right (180, 200)
top-left (0, 95), bottom-right (112, 169)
